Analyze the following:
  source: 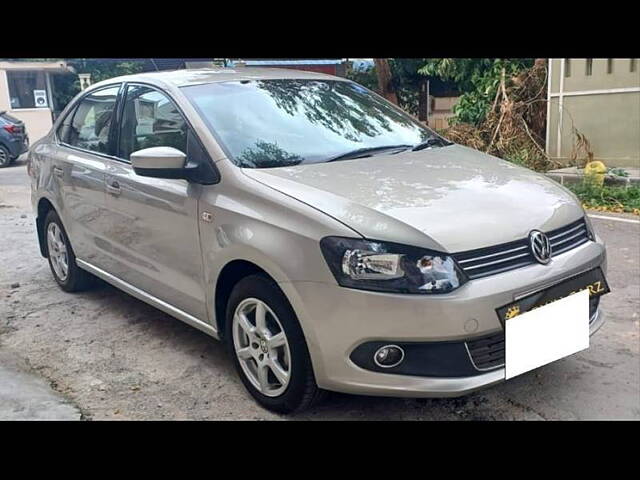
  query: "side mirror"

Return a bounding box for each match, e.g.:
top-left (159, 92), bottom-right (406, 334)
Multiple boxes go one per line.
top-left (130, 146), bottom-right (187, 179)
top-left (130, 136), bottom-right (221, 185)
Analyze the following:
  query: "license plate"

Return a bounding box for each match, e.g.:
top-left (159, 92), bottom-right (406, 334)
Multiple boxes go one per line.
top-left (497, 268), bottom-right (610, 379)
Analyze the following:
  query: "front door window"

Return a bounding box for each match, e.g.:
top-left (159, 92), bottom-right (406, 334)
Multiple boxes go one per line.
top-left (119, 85), bottom-right (188, 161)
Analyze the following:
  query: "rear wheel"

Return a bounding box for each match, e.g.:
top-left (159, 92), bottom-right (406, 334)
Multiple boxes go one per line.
top-left (226, 274), bottom-right (325, 413)
top-left (44, 210), bottom-right (94, 292)
top-left (0, 145), bottom-right (11, 168)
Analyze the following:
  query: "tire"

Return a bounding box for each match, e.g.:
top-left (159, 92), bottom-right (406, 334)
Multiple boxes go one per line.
top-left (225, 274), bottom-right (325, 414)
top-left (44, 210), bottom-right (94, 292)
top-left (0, 145), bottom-right (11, 168)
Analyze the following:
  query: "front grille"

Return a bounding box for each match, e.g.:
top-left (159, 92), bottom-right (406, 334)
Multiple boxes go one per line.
top-left (466, 333), bottom-right (505, 370)
top-left (466, 298), bottom-right (600, 372)
top-left (453, 218), bottom-right (590, 280)
top-left (454, 238), bottom-right (534, 280)
top-left (547, 218), bottom-right (590, 256)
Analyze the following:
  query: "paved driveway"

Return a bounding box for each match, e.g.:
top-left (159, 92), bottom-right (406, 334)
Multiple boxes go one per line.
top-left (1, 158), bottom-right (638, 420)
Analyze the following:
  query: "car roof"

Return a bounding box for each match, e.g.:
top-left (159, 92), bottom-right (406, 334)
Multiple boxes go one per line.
top-left (92, 67), bottom-right (348, 89)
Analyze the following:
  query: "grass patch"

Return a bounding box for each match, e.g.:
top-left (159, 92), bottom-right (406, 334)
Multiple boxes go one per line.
top-left (565, 181), bottom-right (640, 215)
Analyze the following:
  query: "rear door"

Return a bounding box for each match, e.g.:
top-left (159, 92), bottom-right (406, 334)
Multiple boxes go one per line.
top-left (52, 84), bottom-right (122, 267)
top-left (101, 83), bottom-right (207, 320)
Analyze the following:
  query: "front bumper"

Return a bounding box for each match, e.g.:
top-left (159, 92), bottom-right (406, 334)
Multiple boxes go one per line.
top-left (285, 238), bottom-right (607, 397)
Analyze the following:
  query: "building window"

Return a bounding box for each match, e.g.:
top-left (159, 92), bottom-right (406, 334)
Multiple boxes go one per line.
top-left (6, 71), bottom-right (48, 109)
top-left (607, 58), bottom-right (614, 74)
top-left (564, 59), bottom-right (571, 77)
top-left (631, 59), bottom-right (637, 73)
top-left (585, 59), bottom-right (593, 76)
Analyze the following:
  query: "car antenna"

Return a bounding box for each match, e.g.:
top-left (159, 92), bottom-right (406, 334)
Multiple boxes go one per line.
top-left (150, 59), bottom-right (160, 72)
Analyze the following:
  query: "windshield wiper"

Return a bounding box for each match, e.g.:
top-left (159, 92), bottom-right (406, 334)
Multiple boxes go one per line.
top-left (411, 138), bottom-right (453, 151)
top-left (326, 144), bottom-right (412, 163)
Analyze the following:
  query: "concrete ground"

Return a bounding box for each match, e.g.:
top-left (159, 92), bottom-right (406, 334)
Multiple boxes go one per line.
top-left (0, 351), bottom-right (81, 420)
top-left (1, 157), bottom-right (638, 420)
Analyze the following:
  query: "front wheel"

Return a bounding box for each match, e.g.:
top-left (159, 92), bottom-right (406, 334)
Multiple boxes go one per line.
top-left (226, 274), bottom-right (325, 413)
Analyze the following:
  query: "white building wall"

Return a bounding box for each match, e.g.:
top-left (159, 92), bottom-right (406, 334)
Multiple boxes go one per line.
top-left (0, 62), bottom-right (69, 143)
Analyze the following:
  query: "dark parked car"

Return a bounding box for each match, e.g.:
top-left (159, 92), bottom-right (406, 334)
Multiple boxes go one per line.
top-left (0, 111), bottom-right (29, 167)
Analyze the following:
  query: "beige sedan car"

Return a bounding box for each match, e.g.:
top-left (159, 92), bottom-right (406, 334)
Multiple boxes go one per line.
top-left (28, 68), bottom-right (609, 413)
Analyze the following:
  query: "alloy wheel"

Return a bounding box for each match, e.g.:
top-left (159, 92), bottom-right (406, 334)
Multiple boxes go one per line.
top-left (47, 222), bottom-right (69, 281)
top-left (0, 148), bottom-right (9, 167)
top-left (232, 298), bottom-right (292, 397)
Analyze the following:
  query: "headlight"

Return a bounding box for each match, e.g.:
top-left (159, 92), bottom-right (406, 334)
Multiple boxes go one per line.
top-left (319, 237), bottom-right (467, 294)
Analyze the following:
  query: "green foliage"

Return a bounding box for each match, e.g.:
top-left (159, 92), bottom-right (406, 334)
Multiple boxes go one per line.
top-left (328, 59), bottom-right (536, 125)
top-left (345, 59), bottom-right (429, 116)
top-left (53, 59), bottom-right (145, 110)
top-left (389, 58), bottom-right (429, 116)
top-left (502, 147), bottom-right (537, 168)
top-left (70, 59), bottom-right (144, 83)
top-left (345, 62), bottom-right (379, 92)
top-left (418, 58), bottom-right (534, 124)
top-left (51, 74), bottom-right (80, 111)
top-left (566, 181), bottom-right (640, 213)
top-left (608, 167), bottom-right (630, 178)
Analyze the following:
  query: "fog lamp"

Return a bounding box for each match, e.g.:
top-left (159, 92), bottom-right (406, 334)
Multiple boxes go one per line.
top-left (373, 345), bottom-right (405, 368)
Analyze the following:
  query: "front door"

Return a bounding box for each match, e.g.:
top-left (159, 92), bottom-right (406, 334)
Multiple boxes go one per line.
top-left (101, 84), bottom-right (207, 320)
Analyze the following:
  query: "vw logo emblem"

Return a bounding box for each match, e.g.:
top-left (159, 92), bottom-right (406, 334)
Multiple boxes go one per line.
top-left (529, 230), bottom-right (551, 264)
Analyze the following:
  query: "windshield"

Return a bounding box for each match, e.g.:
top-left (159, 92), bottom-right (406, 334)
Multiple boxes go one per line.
top-left (182, 79), bottom-right (447, 168)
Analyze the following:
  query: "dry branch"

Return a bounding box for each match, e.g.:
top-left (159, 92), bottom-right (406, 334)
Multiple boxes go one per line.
top-left (441, 61), bottom-right (555, 171)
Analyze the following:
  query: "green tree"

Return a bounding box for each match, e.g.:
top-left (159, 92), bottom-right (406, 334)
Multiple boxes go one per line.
top-left (345, 62), bottom-right (379, 92)
top-left (346, 60), bottom-right (430, 119)
top-left (389, 58), bottom-right (432, 121)
top-left (418, 58), bottom-right (534, 124)
top-left (69, 59), bottom-right (144, 83)
top-left (53, 59), bottom-right (145, 109)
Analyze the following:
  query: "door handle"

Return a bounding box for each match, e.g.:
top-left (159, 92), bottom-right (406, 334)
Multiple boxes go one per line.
top-left (53, 166), bottom-right (63, 178)
top-left (106, 180), bottom-right (121, 196)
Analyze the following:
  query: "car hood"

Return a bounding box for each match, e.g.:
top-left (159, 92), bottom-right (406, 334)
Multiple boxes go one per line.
top-left (241, 144), bottom-right (584, 252)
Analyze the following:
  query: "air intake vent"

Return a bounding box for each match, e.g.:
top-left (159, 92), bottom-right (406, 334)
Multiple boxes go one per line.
top-left (466, 333), bottom-right (505, 371)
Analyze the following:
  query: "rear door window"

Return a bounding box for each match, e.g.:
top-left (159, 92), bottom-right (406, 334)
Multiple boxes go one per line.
top-left (65, 86), bottom-right (120, 154)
